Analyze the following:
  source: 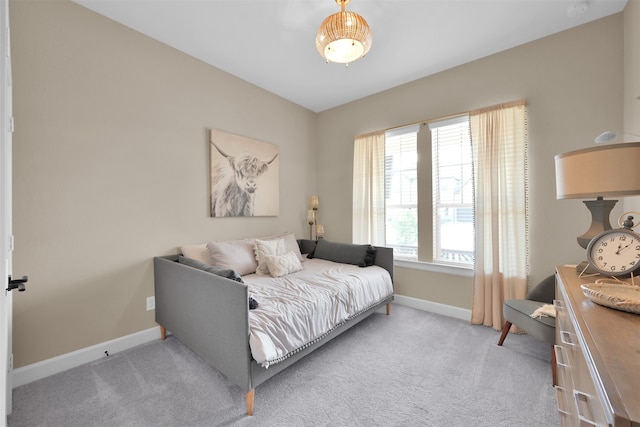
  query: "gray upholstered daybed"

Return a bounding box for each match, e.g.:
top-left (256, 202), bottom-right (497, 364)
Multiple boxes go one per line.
top-left (153, 236), bottom-right (394, 416)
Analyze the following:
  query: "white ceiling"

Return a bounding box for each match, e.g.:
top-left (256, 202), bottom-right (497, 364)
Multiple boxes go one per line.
top-left (72, 0), bottom-right (627, 113)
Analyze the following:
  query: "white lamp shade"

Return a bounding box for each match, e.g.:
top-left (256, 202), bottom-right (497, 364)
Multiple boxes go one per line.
top-left (555, 142), bottom-right (640, 199)
top-left (309, 196), bottom-right (319, 209)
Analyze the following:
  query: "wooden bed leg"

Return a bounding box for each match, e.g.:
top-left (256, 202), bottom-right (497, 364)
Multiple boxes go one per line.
top-left (246, 389), bottom-right (255, 416)
top-left (159, 326), bottom-right (166, 341)
top-left (386, 303), bottom-right (391, 316)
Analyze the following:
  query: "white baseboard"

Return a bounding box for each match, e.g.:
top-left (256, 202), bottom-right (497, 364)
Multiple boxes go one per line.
top-left (12, 326), bottom-right (162, 388)
top-left (13, 299), bottom-right (467, 388)
top-left (393, 294), bottom-right (471, 322)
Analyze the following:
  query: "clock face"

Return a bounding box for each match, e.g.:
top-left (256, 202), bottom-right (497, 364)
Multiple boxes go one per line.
top-left (587, 229), bottom-right (640, 276)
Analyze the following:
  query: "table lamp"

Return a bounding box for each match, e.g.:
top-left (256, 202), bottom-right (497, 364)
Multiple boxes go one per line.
top-left (555, 142), bottom-right (640, 249)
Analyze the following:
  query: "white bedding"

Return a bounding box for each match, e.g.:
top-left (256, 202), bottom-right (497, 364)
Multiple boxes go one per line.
top-left (244, 258), bottom-right (393, 367)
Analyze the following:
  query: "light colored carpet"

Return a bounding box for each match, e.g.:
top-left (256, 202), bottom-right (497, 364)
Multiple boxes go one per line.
top-left (8, 304), bottom-right (559, 426)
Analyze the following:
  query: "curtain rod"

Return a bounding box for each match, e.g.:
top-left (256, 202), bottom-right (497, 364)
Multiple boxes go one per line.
top-left (355, 130), bottom-right (385, 139)
top-left (356, 99), bottom-right (526, 138)
top-left (469, 99), bottom-right (526, 116)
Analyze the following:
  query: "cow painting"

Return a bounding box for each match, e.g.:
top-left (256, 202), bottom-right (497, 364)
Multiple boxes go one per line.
top-left (210, 130), bottom-right (279, 217)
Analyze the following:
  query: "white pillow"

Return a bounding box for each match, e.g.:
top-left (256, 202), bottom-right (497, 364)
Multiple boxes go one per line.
top-left (254, 238), bottom-right (287, 275)
top-left (206, 240), bottom-right (258, 276)
top-left (181, 244), bottom-right (211, 265)
top-left (258, 232), bottom-right (304, 262)
top-left (265, 251), bottom-right (303, 277)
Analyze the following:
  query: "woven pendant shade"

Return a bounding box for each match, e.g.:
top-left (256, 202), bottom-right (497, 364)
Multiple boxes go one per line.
top-left (316, 0), bottom-right (372, 64)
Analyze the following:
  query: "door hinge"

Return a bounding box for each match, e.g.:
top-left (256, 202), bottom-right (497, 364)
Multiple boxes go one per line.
top-left (8, 354), bottom-right (13, 371)
top-left (8, 234), bottom-right (14, 252)
top-left (9, 116), bottom-right (14, 133)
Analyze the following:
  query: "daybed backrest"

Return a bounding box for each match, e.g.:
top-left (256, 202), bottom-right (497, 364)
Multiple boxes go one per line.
top-left (297, 239), bottom-right (394, 283)
top-left (373, 245), bottom-right (394, 283)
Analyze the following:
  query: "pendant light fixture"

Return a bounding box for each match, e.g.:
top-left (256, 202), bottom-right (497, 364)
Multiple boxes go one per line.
top-left (315, 0), bottom-right (372, 65)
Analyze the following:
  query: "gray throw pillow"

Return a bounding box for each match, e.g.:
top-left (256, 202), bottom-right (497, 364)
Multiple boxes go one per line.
top-left (309, 239), bottom-right (376, 267)
top-left (178, 256), bottom-right (244, 282)
top-left (297, 239), bottom-right (317, 256)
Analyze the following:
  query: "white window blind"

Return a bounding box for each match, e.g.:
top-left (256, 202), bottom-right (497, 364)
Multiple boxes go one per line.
top-left (384, 125), bottom-right (419, 259)
top-left (429, 116), bottom-right (474, 265)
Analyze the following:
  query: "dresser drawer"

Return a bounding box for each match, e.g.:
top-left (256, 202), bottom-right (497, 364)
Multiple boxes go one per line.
top-left (554, 344), bottom-right (575, 426)
top-left (555, 383), bottom-right (573, 427)
top-left (554, 298), bottom-right (573, 336)
top-left (554, 298), bottom-right (580, 388)
top-left (553, 294), bottom-right (608, 426)
top-left (569, 350), bottom-right (608, 426)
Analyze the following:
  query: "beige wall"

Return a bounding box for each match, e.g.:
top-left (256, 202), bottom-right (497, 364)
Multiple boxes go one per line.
top-left (624, 0), bottom-right (640, 142)
top-left (622, 1), bottom-right (640, 213)
top-left (316, 14), bottom-right (624, 306)
top-left (10, 0), bottom-right (317, 367)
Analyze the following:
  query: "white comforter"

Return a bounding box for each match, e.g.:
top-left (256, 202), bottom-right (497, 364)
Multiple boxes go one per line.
top-left (244, 258), bottom-right (393, 367)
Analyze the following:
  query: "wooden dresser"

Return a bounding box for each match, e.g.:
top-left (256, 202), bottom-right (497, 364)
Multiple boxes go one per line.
top-left (554, 266), bottom-right (640, 427)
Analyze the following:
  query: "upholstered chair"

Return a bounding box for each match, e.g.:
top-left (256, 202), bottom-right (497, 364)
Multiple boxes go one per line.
top-left (497, 274), bottom-right (556, 385)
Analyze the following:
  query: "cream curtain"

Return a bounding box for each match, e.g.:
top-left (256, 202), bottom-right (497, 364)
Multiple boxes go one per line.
top-left (352, 131), bottom-right (386, 245)
top-left (470, 101), bottom-right (528, 330)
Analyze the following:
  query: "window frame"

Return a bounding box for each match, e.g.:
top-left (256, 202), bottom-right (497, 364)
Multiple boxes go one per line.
top-left (428, 115), bottom-right (474, 267)
top-left (381, 117), bottom-right (475, 270)
top-left (383, 125), bottom-right (419, 261)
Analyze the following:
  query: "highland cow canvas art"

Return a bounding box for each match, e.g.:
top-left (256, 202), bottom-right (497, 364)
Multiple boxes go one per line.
top-left (210, 129), bottom-right (279, 217)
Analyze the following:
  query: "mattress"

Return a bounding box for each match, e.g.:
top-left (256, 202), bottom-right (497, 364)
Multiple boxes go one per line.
top-left (244, 258), bottom-right (393, 367)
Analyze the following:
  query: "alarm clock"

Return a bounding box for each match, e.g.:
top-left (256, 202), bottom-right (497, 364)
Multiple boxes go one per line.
top-left (586, 227), bottom-right (640, 276)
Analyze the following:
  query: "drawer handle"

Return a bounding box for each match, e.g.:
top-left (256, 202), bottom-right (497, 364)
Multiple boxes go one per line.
top-left (560, 330), bottom-right (575, 347)
top-left (573, 390), bottom-right (601, 426)
top-left (553, 345), bottom-right (571, 368)
top-left (555, 386), bottom-right (571, 416)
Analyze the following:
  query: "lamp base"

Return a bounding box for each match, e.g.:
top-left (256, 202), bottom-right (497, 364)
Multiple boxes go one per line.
top-left (577, 198), bottom-right (618, 249)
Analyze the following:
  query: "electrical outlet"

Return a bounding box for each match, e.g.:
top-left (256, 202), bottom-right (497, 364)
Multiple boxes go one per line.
top-left (146, 296), bottom-right (155, 311)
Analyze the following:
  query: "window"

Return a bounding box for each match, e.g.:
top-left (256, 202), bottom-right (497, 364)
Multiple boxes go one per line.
top-left (382, 119), bottom-right (473, 266)
top-left (430, 117), bottom-right (474, 266)
top-left (384, 126), bottom-right (419, 259)
top-left (354, 102), bottom-right (526, 273)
